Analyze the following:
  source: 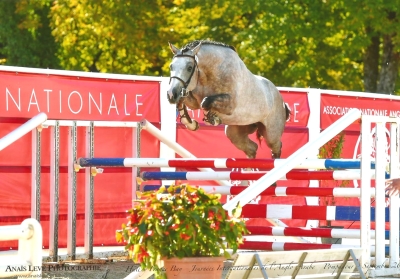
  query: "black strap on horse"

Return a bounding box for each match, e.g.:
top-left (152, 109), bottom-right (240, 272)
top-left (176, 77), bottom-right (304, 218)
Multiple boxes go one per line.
top-left (177, 104), bottom-right (193, 124)
top-left (169, 52), bottom-right (198, 97)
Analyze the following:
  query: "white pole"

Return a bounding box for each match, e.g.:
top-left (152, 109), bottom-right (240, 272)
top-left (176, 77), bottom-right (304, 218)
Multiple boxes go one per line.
top-left (0, 219), bottom-right (42, 278)
top-left (374, 122), bottom-right (386, 268)
top-left (0, 112), bottom-right (47, 151)
top-left (360, 116), bottom-right (371, 268)
top-left (305, 88), bottom-right (321, 230)
top-left (140, 119), bottom-right (196, 159)
top-left (18, 218), bottom-right (42, 276)
top-left (223, 109), bottom-right (362, 212)
top-left (389, 121), bottom-right (399, 267)
top-left (0, 224), bottom-right (32, 241)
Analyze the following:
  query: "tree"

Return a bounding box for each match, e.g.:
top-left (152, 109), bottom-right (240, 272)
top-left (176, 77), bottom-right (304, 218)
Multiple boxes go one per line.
top-left (0, 0), bottom-right (60, 68)
top-left (338, 0), bottom-right (400, 94)
top-left (49, 0), bottom-right (173, 75)
top-left (0, 0), bottom-right (399, 95)
top-left (177, 0), bottom-right (399, 94)
top-left (172, 1), bottom-right (364, 90)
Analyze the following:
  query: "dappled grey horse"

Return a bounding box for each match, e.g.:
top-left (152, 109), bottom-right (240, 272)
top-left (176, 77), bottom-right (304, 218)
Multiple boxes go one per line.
top-left (167, 40), bottom-right (290, 159)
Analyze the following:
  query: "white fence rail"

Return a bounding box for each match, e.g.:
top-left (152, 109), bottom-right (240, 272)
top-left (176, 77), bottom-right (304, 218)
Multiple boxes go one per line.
top-left (0, 112), bottom-right (47, 151)
top-left (0, 218), bottom-right (42, 278)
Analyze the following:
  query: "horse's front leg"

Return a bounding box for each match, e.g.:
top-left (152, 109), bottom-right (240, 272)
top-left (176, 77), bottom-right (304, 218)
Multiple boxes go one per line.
top-left (200, 93), bottom-right (235, 125)
top-left (177, 102), bottom-right (199, 131)
top-left (201, 93), bottom-right (234, 114)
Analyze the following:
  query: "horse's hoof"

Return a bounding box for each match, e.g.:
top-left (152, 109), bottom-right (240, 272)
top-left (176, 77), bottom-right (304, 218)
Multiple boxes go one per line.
top-left (203, 116), bottom-right (221, 126)
top-left (213, 117), bottom-right (221, 126)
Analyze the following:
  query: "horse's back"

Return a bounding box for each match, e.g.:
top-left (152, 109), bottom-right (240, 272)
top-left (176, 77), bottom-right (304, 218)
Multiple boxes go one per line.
top-left (225, 71), bottom-right (285, 125)
top-left (195, 43), bottom-right (286, 126)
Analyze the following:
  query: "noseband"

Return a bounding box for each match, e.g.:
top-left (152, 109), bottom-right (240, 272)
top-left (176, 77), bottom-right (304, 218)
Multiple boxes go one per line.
top-left (169, 52), bottom-right (199, 98)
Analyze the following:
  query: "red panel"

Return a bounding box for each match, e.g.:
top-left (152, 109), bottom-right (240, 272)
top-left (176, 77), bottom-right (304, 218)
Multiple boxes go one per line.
top-left (0, 71), bottom-right (160, 122)
top-left (280, 90), bottom-right (310, 128)
top-left (0, 122), bottom-right (159, 249)
top-left (321, 93), bottom-right (400, 130)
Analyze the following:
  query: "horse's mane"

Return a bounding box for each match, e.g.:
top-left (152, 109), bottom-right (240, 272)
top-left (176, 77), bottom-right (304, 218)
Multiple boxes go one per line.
top-left (182, 40), bottom-right (236, 52)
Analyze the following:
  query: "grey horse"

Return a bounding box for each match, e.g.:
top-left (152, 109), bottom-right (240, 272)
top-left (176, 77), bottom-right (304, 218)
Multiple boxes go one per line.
top-left (167, 40), bottom-right (290, 159)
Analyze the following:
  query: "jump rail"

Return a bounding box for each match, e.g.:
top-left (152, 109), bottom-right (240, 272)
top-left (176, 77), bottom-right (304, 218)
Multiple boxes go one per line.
top-left (0, 218), bottom-right (42, 278)
top-left (241, 204), bottom-right (392, 222)
top-left (246, 226), bottom-right (391, 240)
top-left (239, 241), bottom-right (382, 253)
top-left (143, 185), bottom-right (374, 197)
top-left (0, 112), bottom-right (47, 151)
top-left (76, 157), bottom-right (375, 170)
top-left (140, 169), bottom-right (388, 181)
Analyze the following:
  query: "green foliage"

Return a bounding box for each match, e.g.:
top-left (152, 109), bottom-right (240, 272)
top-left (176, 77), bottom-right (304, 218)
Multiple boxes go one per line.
top-left (116, 184), bottom-right (248, 279)
top-left (0, 0), bottom-right (399, 94)
top-left (49, 0), bottom-right (171, 75)
top-left (0, 0), bottom-right (60, 68)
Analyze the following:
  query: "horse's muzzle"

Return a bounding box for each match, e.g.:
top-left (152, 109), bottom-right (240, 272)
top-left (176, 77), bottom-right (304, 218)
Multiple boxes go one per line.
top-left (167, 86), bottom-right (181, 104)
top-left (166, 87), bottom-right (175, 102)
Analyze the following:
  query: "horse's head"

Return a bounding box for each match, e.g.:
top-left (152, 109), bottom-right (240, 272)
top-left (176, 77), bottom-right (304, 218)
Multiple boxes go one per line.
top-left (167, 42), bottom-right (202, 104)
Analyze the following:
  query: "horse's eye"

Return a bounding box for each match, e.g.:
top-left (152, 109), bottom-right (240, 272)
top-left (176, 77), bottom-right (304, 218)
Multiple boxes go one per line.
top-left (187, 66), bottom-right (193, 72)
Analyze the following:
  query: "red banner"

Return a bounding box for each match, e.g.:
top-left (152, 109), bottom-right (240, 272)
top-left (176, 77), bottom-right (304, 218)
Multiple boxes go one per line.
top-left (280, 90), bottom-right (310, 128)
top-left (0, 71), bottom-right (160, 121)
top-left (321, 93), bottom-right (400, 130)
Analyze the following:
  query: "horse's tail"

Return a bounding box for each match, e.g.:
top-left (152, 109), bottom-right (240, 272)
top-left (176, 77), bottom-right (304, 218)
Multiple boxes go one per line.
top-left (284, 102), bottom-right (291, 121)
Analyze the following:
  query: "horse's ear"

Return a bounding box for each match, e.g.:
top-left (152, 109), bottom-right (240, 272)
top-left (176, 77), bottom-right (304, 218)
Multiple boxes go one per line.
top-left (168, 42), bottom-right (179, 55)
top-left (191, 42), bottom-right (202, 55)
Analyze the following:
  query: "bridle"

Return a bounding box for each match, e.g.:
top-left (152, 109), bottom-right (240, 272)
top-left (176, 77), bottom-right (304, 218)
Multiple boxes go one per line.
top-left (169, 51), bottom-right (199, 98)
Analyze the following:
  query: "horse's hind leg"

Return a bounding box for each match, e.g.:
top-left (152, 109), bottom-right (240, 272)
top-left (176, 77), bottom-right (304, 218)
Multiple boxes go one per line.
top-left (225, 124), bottom-right (258, 158)
top-left (257, 122), bottom-right (283, 159)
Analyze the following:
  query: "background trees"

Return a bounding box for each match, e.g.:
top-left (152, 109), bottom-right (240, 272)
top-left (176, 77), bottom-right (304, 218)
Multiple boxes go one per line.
top-left (0, 0), bottom-right (399, 95)
top-left (0, 0), bottom-right (59, 68)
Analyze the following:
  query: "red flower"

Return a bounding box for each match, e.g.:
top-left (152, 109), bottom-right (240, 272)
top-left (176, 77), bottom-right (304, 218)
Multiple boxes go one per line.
top-left (180, 233), bottom-right (191, 240)
top-left (154, 211), bottom-right (163, 220)
top-left (210, 222), bottom-right (220, 230)
top-left (170, 223), bottom-right (179, 230)
top-left (137, 246), bottom-right (149, 263)
top-left (128, 212), bottom-right (139, 224)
